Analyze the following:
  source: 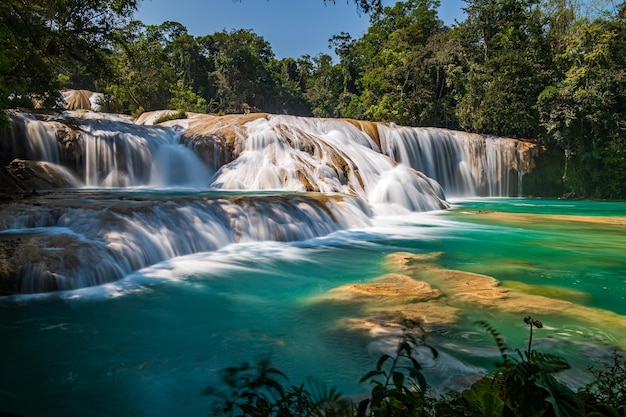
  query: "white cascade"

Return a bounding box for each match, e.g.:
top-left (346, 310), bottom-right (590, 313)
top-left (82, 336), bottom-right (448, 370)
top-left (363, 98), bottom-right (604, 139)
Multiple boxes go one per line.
top-left (198, 115), bottom-right (448, 213)
top-left (0, 193), bottom-right (371, 293)
top-left (377, 125), bottom-right (525, 197)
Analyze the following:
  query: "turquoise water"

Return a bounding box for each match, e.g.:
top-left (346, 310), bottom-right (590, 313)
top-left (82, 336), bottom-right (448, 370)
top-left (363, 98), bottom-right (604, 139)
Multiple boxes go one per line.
top-left (1, 198), bottom-right (625, 416)
top-left (445, 198), bottom-right (626, 315)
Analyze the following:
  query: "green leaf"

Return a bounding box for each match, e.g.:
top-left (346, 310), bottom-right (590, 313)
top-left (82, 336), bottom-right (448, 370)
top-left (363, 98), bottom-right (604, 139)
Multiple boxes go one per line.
top-left (536, 373), bottom-right (585, 417)
top-left (405, 355), bottom-right (422, 370)
top-left (360, 369), bottom-right (386, 383)
top-left (476, 320), bottom-right (509, 363)
top-left (392, 371), bottom-right (405, 389)
top-left (371, 385), bottom-right (387, 406)
top-left (376, 354), bottom-right (392, 370)
top-left (356, 399), bottom-right (370, 417)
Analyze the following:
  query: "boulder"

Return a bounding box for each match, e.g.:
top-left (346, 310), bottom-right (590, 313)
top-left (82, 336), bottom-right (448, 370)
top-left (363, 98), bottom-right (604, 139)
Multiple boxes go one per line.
top-left (0, 164), bottom-right (31, 200)
top-left (8, 159), bottom-right (80, 190)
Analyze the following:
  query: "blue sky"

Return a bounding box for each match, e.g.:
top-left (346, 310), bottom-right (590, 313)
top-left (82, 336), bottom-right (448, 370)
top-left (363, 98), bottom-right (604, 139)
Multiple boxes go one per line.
top-left (134, 0), bottom-right (467, 59)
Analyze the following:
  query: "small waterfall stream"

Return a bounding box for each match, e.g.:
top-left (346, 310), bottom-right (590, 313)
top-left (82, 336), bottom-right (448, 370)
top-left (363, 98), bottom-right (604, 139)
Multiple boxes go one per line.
top-left (377, 125), bottom-right (526, 197)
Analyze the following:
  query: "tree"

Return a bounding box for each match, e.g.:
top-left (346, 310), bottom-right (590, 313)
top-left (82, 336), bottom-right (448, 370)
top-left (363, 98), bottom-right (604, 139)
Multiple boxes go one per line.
top-left (165, 27), bottom-right (212, 101)
top-left (0, 0), bottom-right (138, 113)
top-left (455, 0), bottom-right (555, 137)
top-left (538, 4), bottom-right (626, 198)
top-left (341, 0), bottom-right (449, 126)
top-left (202, 29), bottom-right (277, 113)
top-left (104, 21), bottom-right (176, 114)
top-left (269, 57), bottom-right (312, 116)
top-left (302, 53), bottom-right (348, 118)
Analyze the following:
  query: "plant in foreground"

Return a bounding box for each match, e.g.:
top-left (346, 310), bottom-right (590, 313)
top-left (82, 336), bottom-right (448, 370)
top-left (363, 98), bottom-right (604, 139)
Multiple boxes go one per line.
top-left (357, 328), bottom-right (437, 417)
top-left (441, 316), bottom-right (586, 417)
top-left (204, 358), bottom-right (353, 417)
top-left (204, 316), bottom-right (621, 416)
top-left (203, 326), bottom-right (435, 417)
top-left (578, 350), bottom-right (626, 416)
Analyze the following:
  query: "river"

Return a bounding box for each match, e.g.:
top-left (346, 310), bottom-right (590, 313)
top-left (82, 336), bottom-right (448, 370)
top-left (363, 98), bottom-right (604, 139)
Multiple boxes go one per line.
top-left (0, 112), bottom-right (624, 416)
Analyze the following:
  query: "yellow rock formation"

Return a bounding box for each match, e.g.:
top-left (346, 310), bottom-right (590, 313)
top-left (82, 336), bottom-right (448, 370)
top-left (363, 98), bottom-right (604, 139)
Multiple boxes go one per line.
top-left (312, 250), bottom-right (626, 348)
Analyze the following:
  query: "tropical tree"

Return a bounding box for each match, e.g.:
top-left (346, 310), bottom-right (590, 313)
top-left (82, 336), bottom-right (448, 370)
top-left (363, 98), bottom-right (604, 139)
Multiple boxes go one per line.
top-left (538, 4), bottom-right (626, 198)
top-left (455, 0), bottom-right (555, 137)
top-left (104, 21), bottom-right (176, 114)
top-left (202, 29), bottom-right (277, 113)
top-left (0, 0), bottom-right (138, 114)
top-left (302, 53), bottom-right (349, 118)
top-left (269, 57), bottom-right (312, 116)
top-left (322, 0), bottom-right (453, 126)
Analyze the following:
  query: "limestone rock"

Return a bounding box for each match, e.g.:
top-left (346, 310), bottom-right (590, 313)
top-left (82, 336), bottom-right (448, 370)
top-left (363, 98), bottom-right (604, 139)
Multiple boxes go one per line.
top-left (312, 250), bottom-right (626, 348)
top-left (9, 159), bottom-right (79, 190)
top-left (0, 164), bottom-right (31, 200)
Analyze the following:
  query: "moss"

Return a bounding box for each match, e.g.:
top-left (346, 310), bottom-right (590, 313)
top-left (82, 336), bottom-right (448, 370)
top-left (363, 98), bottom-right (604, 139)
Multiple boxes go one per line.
top-left (154, 109), bottom-right (187, 124)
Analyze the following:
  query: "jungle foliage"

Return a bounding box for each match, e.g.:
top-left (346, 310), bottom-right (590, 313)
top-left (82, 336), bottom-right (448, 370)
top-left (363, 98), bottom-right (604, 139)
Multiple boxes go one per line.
top-left (204, 317), bottom-right (625, 417)
top-left (1, 0), bottom-right (625, 197)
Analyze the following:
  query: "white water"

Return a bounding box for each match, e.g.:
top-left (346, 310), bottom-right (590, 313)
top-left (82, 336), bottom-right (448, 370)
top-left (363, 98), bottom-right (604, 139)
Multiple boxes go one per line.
top-left (9, 111), bottom-right (528, 199)
top-left (0, 192), bottom-right (371, 292)
top-left (206, 115), bottom-right (448, 213)
top-left (2, 111), bottom-right (531, 292)
top-left (378, 125), bottom-right (524, 197)
top-left (78, 118), bottom-right (212, 187)
top-left (10, 112), bottom-right (62, 163)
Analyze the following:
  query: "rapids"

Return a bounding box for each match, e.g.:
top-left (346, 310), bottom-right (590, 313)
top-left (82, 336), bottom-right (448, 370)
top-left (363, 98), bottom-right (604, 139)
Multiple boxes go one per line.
top-left (0, 111), bottom-right (535, 292)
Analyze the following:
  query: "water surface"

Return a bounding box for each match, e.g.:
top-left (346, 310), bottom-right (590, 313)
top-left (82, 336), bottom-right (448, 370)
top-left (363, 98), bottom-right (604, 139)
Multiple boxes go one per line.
top-left (1, 198), bottom-right (624, 416)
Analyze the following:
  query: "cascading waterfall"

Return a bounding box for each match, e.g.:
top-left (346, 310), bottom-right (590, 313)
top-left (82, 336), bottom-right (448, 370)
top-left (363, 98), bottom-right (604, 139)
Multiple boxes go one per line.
top-left (79, 119), bottom-right (212, 187)
top-left (7, 111), bottom-right (529, 199)
top-left (5, 112), bottom-right (213, 188)
top-left (0, 110), bottom-right (535, 293)
top-left (377, 125), bottom-right (526, 197)
top-left (6, 112), bottom-right (62, 164)
top-left (202, 115), bottom-right (448, 212)
top-left (0, 192), bottom-right (371, 292)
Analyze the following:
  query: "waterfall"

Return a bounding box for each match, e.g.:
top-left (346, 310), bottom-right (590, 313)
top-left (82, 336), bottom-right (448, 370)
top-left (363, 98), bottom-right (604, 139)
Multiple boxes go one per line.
top-left (377, 125), bottom-right (526, 197)
top-left (6, 112), bottom-right (62, 164)
top-left (0, 192), bottom-right (372, 293)
top-left (7, 111), bottom-right (531, 200)
top-left (71, 115), bottom-right (213, 187)
top-left (6, 112), bottom-right (213, 188)
top-left (175, 114), bottom-right (451, 213)
top-left (174, 114), bottom-right (531, 200)
top-left (201, 115), bottom-right (447, 213)
top-left (0, 110), bottom-right (536, 293)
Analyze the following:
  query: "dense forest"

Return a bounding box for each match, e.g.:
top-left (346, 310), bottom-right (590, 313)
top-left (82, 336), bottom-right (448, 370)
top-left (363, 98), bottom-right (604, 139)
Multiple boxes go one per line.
top-left (1, 0), bottom-right (625, 198)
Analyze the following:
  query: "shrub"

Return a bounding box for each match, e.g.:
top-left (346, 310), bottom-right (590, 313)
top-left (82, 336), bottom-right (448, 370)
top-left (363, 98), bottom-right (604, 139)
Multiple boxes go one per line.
top-left (579, 350), bottom-right (626, 416)
top-left (203, 317), bottom-right (622, 417)
top-left (357, 328), bottom-right (437, 417)
top-left (204, 358), bottom-right (354, 417)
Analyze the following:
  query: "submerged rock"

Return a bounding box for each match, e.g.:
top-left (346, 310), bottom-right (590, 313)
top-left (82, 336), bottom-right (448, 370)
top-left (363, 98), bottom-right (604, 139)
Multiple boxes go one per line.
top-left (0, 232), bottom-right (100, 294)
top-left (312, 251), bottom-right (626, 349)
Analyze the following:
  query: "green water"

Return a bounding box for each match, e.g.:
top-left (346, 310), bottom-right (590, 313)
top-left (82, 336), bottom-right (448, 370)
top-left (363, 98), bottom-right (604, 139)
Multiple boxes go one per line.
top-left (1, 198), bottom-right (625, 416)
